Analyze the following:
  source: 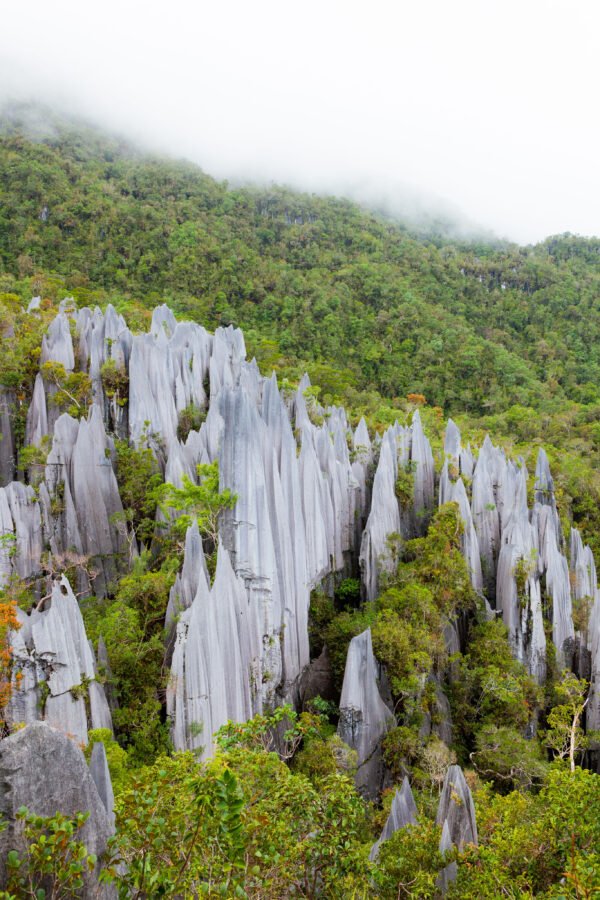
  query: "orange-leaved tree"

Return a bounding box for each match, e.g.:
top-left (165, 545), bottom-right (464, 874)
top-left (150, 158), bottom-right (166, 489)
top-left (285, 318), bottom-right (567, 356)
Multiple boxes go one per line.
top-left (0, 584), bottom-right (21, 735)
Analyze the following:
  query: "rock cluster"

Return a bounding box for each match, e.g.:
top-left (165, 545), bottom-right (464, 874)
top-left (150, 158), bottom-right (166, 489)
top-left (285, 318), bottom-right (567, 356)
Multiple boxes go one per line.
top-left (0, 723), bottom-right (115, 898)
top-left (6, 576), bottom-right (112, 745)
top-left (1, 302), bottom-right (598, 772)
top-left (337, 628), bottom-right (393, 797)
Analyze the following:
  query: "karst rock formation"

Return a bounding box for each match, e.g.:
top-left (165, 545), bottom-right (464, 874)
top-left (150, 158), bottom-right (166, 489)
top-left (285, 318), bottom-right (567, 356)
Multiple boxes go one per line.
top-left (0, 300), bottom-right (598, 779)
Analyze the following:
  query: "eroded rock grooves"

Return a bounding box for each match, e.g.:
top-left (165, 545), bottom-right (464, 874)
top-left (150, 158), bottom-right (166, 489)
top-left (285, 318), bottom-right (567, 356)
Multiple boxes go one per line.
top-left (0, 302), bottom-right (598, 775)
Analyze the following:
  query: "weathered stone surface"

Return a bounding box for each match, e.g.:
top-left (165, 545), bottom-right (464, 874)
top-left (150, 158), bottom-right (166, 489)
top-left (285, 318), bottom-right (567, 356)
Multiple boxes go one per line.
top-left (12, 302), bottom-right (599, 776)
top-left (0, 483), bottom-right (43, 588)
top-left (0, 723), bottom-right (115, 897)
top-left (410, 410), bottom-right (435, 531)
top-left (471, 436), bottom-right (501, 601)
top-left (435, 765), bottom-right (478, 849)
top-left (43, 408), bottom-right (127, 596)
top-left (360, 426), bottom-right (405, 601)
top-left (496, 511), bottom-right (546, 682)
top-left (89, 741), bottom-right (116, 831)
top-left (337, 628), bottom-right (393, 797)
top-left (75, 303), bottom-right (132, 436)
top-left (369, 776), bottom-right (417, 859)
top-left (25, 373), bottom-right (49, 448)
top-left (40, 311), bottom-right (75, 370)
top-left (0, 390), bottom-right (16, 485)
top-left (436, 819), bottom-right (458, 894)
top-left (447, 477), bottom-right (483, 594)
top-left (165, 520), bottom-right (208, 634)
top-left (168, 545), bottom-right (256, 759)
top-left (7, 577), bottom-right (112, 744)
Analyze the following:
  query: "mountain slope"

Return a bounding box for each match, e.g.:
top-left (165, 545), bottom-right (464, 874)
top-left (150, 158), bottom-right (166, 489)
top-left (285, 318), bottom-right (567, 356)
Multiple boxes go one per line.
top-left (2, 105), bottom-right (600, 419)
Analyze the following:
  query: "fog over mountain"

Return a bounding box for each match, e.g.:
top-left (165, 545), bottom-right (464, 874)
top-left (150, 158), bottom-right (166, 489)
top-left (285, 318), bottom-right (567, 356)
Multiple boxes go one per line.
top-left (1, 0), bottom-right (599, 243)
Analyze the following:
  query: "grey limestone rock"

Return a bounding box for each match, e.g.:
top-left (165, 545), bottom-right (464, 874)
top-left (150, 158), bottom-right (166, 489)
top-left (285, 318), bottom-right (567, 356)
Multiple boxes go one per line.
top-left (436, 819), bottom-right (458, 894)
top-left (0, 389), bottom-right (16, 485)
top-left (165, 520), bottom-right (208, 634)
top-left (89, 741), bottom-right (116, 831)
top-left (40, 311), bottom-right (75, 370)
top-left (7, 576), bottom-right (112, 743)
top-left (446, 477), bottom-right (483, 594)
top-left (369, 776), bottom-right (417, 860)
top-left (43, 408), bottom-right (127, 596)
top-left (168, 544), bottom-right (256, 759)
top-left (471, 437), bottom-right (501, 601)
top-left (24, 373), bottom-right (49, 449)
top-left (359, 426), bottom-right (405, 601)
top-left (0, 723), bottom-right (115, 897)
top-left (4, 482), bottom-right (43, 582)
top-left (435, 765), bottom-right (478, 849)
top-left (337, 628), bottom-right (393, 797)
top-left (410, 410), bottom-right (435, 530)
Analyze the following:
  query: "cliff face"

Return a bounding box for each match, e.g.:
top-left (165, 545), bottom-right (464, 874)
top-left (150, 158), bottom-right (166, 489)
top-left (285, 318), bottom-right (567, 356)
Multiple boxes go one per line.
top-left (1, 301), bottom-right (599, 773)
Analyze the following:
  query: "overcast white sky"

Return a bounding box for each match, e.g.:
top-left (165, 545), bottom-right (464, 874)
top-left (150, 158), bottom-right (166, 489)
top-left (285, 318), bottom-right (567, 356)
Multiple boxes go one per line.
top-left (1, 0), bottom-right (599, 243)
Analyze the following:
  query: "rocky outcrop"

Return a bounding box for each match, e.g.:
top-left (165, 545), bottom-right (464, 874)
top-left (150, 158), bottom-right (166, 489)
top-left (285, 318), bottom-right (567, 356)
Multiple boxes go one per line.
top-left (360, 413), bottom-right (434, 601)
top-left (5, 301), bottom-right (599, 776)
top-left (0, 723), bottom-right (115, 897)
top-left (369, 776), bottom-right (417, 859)
top-left (0, 390), bottom-right (16, 485)
top-left (435, 765), bottom-right (478, 849)
top-left (167, 544), bottom-right (257, 759)
top-left (42, 408), bottom-right (128, 596)
top-left (89, 740), bottom-right (116, 831)
top-left (0, 482), bottom-right (43, 587)
top-left (6, 576), bottom-right (112, 744)
top-left (437, 819), bottom-right (458, 894)
top-left (337, 628), bottom-right (393, 797)
top-left (434, 767), bottom-right (477, 892)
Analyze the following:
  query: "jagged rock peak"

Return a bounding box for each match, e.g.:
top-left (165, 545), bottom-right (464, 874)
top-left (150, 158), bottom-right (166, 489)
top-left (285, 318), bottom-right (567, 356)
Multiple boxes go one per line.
top-left (435, 765), bottom-right (478, 849)
top-left (437, 819), bottom-right (458, 894)
top-left (89, 741), bottom-right (116, 831)
top-left (0, 723), bottom-right (115, 898)
top-left (338, 628), bottom-right (393, 797)
top-left (40, 311), bottom-right (75, 370)
top-left (7, 575), bottom-right (112, 744)
top-left (369, 776), bottom-right (418, 859)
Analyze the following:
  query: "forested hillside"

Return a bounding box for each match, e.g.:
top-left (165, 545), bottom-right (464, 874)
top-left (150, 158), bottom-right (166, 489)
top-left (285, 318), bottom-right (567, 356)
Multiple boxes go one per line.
top-left (3, 106), bottom-right (600, 556)
top-left (2, 105), bottom-right (600, 415)
top-left (0, 106), bottom-right (599, 898)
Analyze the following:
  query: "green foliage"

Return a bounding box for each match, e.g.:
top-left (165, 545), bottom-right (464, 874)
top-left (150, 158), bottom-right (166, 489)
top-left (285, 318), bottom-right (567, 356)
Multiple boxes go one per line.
top-left (84, 729), bottom-right (129, 795)
top-left (373, 818), bottom-right (448, 899)
top-left (4, 111), bottom-right (600, 898)
top-left (40, 361), bottom-right (92, 418)
top-left (470, 725), bottom-right (549, 791)
top-left (5, 807), bottom-right (97, 899)
top-left (99, 357), bottom-right (128, 405)
top-left (107, 754), bottom-right (246, 897)
top-left (215, 703), bottom-right (322, 761)
top-left (176, 402), bottom-right (206, 442)
top-left (83, 561), bottom-right (175, 764)
top-left (18, 434), bottom-right (51, 477)
top-left (449, 618), bottom-right (541, 772)
top-left (113, 438), bottom-right (162, 547)
top-left (544, 673), bottom-right (593, 769)
top-left (450, 766), bottom-right (600, 897)
top-left (308, 589), bottom-right (336, 656)
top-left (293, 733), bottom-right (357, 784)
top-left (394, 460), bottom-right (416, 506)
top-left (107, 742), bottom-right (371, 898)
top-left (153, 460), bottom-right (236, 550)
top-left (334, 577), bottom-right (361, 608)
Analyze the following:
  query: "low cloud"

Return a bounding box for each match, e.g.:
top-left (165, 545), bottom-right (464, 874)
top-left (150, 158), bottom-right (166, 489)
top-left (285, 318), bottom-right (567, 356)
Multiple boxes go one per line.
top-left (1, 0), bottom-right (599, 243)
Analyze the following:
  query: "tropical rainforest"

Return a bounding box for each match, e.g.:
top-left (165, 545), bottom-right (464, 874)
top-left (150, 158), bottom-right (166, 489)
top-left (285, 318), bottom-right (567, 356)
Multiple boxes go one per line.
top-left (0, 104), bottom-right (599, 898)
